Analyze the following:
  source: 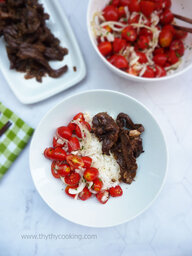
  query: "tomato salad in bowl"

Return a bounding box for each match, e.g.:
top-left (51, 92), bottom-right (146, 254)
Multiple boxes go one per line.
top-left (91, 0), bottom-right (188, 78)
top-left (44, 111), bottom-right (144, 204)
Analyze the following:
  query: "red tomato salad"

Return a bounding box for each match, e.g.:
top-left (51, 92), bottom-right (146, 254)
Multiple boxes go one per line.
top-left (44, 113), bottom-right (123, 204)
top-left (92, 0), bottom-right (187, 78)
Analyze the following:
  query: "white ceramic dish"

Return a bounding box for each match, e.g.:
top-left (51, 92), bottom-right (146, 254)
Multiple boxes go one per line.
top-left (0, 0), bottom-right (86, 104)
top-left (30, 90), bottom-right (168, 228)
top-left (87, 0), bottom-right (192, 83)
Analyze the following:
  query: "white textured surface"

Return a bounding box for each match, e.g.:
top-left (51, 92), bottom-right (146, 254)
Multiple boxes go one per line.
top-left (0, 0), bottom-right (192, 255)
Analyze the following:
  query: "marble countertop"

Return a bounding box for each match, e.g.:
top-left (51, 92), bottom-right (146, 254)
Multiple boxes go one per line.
top-left (0, 1), bottom-right (192, 255)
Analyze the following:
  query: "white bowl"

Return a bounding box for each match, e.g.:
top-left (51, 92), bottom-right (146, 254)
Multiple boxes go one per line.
top-left (29, 90), bottom-right (167, 227)
top-left (87, 0), bottom-right (192, 82)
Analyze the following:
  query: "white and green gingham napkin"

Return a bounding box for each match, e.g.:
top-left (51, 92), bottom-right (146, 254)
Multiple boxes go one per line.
top-left (0, 102), bottom-right (34, 178)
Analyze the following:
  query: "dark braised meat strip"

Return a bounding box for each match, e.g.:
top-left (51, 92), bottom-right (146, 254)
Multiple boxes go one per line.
top-left (0, 0), bottom-right (68, 82)
top-left (92, 112), bottom-right (119, 155)
top-left (116, 113), bottom-right (144, 133)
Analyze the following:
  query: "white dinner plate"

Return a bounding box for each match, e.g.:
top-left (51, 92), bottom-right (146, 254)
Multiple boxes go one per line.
top-left (0, 0), bottom-right (86, 104)
top-left (29, 90), bottom-right (168, 227)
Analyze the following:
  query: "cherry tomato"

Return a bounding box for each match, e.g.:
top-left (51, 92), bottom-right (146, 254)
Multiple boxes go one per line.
top-left (118, 6), bottom-right (126, 18)
top-left (163, 0), bottom-right (171, 9)
top-left (155, 65), bottom-right (167, 77)
top-left (44, 147), bottom-right (67, 161)
top-left (142, 66), bottom-right (155, 78)
top-left (170, 40), bottom-right (184, 57)
top-left (128, 13), bottom-right (140, 24)
top-left (82, 156), bottom-right (92, 168)
top-left (51, 161), bottom-right (60, 178)
top-left (140, 1), bottom-right (155, 17)
top-left (113, 55), bottom-right (128, 69)
top-left (154, 47), bottom-right (164, 55)
top-left (68, 137), bottom-right (80, 152)
top-left (174, 30), bottom-right (188, 40)
top-left (128, 0), bottom-right (140, 13)
top-left (111, 0), bottom-right (120, 6)
top-left (109, 185), bottom-right (123, 197)
top-left (153, 0), bottom-right (163, 11)
top-left (98, 41), bottom-right (112, 56)
top-left (66, 155), bottom-right (84, 169)
top-left (163, 24), bottom-right (175, 35)
top-left (96, 190), bottom-right (110, 204)
top-left (160, 9), bottom-right (174, 25)
top-left (75, 125), bottom-right (82, 138)
top-left (84, 167), bottom-right (99, 182)
top-left (122, 26), bottom-right (137, 42)
top-left (68, 122), bottom-right (76, 133)
top-left (57, 126), bottom-right (72, 140)
top-left (136, 51), bottom-right (148, 64)
top-left (103, 5), bottom-right (119, 21)
top-left (139, 28), bottom-right (153, 39)
top-left (65, 185), bottom-right (78, 198)
top-left (78, 187), bottom-right (92, 201)
top-left (153, 53), bottom-right (167, 66)
top-left (57, 163), bottom-right (71, 177)
top-left (52, 137), bottom-right (65, 148)
top-left (73, 112), bottom-right (85, 122)
top-left (65, 172), bottom-right (81, 185)
top-left (113, 38), bottom-right (127, 53)
top-left (120, 0), bottom-right (131, 6)
top-left (159, 29), bottom-right (173, 47)
top-left (136, 35), bottom-right (149, 50)
top-left (167, 50), bottom-right (179, 64)
top-left (108, 54), bottom-right (118, 65)
top-left (92, 178), bottom-right (103, 192)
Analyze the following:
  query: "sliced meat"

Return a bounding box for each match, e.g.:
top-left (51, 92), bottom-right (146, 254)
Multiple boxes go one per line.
top-left (92, 112), bottom-right (119, 155)
top-left (116, 113), bottom-right (144, 133)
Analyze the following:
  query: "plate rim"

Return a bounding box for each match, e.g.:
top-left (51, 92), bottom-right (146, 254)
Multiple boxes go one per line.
top-left (29, 89), bottom-right (168, 228)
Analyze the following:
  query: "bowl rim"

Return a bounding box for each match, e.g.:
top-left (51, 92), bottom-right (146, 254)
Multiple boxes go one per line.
top-left (87, 0), bottom-right (192, 82)
top-left (29, 89), bottom-right (168, 228)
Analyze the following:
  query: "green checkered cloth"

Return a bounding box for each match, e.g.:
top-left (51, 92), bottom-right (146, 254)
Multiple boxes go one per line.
top-left (0, 102), bottom-right (34, 178)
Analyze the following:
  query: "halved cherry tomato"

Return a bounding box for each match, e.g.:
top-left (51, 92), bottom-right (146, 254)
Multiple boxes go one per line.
top-left (174, 30), bottom-right (188, 40)
top-left (66, 155), bottom-right (84, 169)
top-left (128, 13), bottom-right (140, 24)
top-left (111, 0), bottom-right (120, 6)
top-left (98, 41), bottom-right (112, 56)
top-left (163, 0), bottom-right (171, 9)
top-left (153, 0), bottom-right (163, 11)
top-left (57, 163), bottom-right (71, 177)
top-left (142, 66), bottom-right (155, 78)
top-left (136, 35), bottom-right (149, 50)
top-left (120, 0), bottom-right (131, 6)
top-left (122, 26), bottom-right (137, 42)
top-left (128, 0), bottom-right (140, 13)
top-left (68, 122), bottom-right (76, 133)
top-left (153, 53), bottom-right (167, 66)
top-left (140, 1), bottom-right (155, 17)
top-left (68, 137), bottom-right (80, 152)
top-left (109, 185), bottom-right (123, 197)
top-left (139, 28), bottom-right (153, 39)
top-left (163, 24), bottom-right (175, 35)
top-left (159, 29), bottom-right (173, 47)
top-left (154, 47), bottom-right (164, 56)
top-left (170, 40), bottom-right (184, 57)
top-left (82, 156), bottom-right (92, 168)
top-left (113, 38), bottom-right (127, 53)
top-left (136, 51), bottom-right (148, 64)
top-left (92, 178), bottom-right (103, 192)
top-left (75, 125), bottom-right (82, 138)
top-left (155, 65), bottom-right (167, 77)
top-left (160, 9), bottom-right (174, 24)
top-left (96, 190), bottom-right (110, 204)
top-left (65, 185), bottom-right (78, 198)
top-left (113, 55), bottom-right (128, 69)
top-left (79, 187), bottom-right (92, 201)
top-left (73, 112), bottom-right (85, 122)
top-left (57, 126), bottom-right (72, 140)
top-left (167, 50), bottom-right (179, 64)
top-left (108, 54), bottom-right (118, 65)
top-left (51, 161), bottom-right (60, 178)
top-left (103, 5), bottom-right (119, 21)
top-left (44, 147), bottom-right (67, 161)
top-left (84, 167), bottom-right (99, 182)
top-left (52, 137), bottom-right (65, 148)
top-left (65, 172), bottom-right (81, 185)
top-left (118, 6), bottom-right (126, 18)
